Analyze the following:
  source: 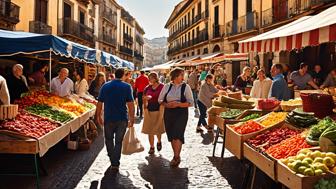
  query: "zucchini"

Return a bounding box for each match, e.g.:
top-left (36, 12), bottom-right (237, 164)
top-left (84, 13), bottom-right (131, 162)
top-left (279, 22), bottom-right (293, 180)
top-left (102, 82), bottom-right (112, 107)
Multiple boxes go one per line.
top-left (292, 108), bottom-right (315, 117)
top-left (227, 103), bottom-right (254, 109)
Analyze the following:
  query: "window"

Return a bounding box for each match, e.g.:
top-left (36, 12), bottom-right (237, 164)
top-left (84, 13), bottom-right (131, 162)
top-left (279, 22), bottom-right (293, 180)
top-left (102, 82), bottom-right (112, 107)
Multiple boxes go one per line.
top-left (214, 6), bottom-right (219, 26)
top-left (247, 0), bottom-right (252, 13)
top-left (197, 2), bottom-right (201, 15)
top-left (191, 51), bottom-right (195, 56)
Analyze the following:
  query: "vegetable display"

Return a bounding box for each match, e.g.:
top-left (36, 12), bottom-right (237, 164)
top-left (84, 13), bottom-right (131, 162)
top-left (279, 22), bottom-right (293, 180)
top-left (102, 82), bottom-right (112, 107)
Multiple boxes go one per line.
top-left (247, 127), bottom-right (300, 151)
top-left (259, 112), bottom-right (287, 127)
top-left (26, 104), bottom-right (74, 123)
top-left (241, 113), bottom-right (261, 122)
top-left (232, 120), bottom-right (264, 134)
top-left (265, 135), bottom-right (312, 159)
top-left (220, 109), bottom-right (244, 119)
top-left (286, 109), bottom-right (318, 128)
top-left (257, 99), bottom-right (280, 111)
top-left (315, 178), bottom-right (336, 189)
top-left (0, 112), bottom-right (59, 138)
top-left (306, 117), bottom-right (336, 146)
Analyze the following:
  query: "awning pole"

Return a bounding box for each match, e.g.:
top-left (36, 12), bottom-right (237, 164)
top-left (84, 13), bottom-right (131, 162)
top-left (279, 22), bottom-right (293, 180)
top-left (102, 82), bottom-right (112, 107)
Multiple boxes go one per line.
top-left (49, 48), bottom-right (52, 92)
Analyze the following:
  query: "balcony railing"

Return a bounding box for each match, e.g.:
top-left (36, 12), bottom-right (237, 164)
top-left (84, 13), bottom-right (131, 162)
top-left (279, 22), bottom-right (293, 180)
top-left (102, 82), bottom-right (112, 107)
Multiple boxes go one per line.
top-left (100, 4), bottom-right (117, 26)
top-left (134, 51), bottom-right (144, 61)
top-left (226, 11), bottom-right (258, 37)
top-left (168, 9), bottom-right (209, 42)
top-left (0, 0), bottom-right (20, 24)
top-left (58, 18), bottom-right (94, 44)
top-left (29, 21), bottom-right (52, 34)
top-left (167, 30), bottom-right (209, 55)
top-left (136, 34), bottom-right (144, 45)
top-left (99, 33), bottom-right (117, 46)
top-left (212, 24), bottom-right (225, 39)
top-left (120, 45), bottom-right (133, 55)
top-left (123, 33), bottom-right (133, 43)
top-left (262, 0), bottom-right (335, 27)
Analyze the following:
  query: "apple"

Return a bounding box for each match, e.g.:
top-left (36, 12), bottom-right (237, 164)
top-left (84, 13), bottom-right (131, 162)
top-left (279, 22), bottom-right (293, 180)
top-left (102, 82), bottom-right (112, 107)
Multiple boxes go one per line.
top-left (313, 157), bottom-right (324, 164)
top-left (323, 157), bottom-right (335, 167)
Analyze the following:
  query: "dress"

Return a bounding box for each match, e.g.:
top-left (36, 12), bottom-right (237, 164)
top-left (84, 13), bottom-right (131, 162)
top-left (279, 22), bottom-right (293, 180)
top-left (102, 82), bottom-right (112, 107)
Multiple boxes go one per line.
top-left (142, 84), bottom-right (165, 135)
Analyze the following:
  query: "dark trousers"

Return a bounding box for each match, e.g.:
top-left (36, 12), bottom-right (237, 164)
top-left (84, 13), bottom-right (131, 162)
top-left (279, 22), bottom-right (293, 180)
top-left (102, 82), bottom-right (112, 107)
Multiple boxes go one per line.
top-left (137, 92), bottom-right (144, 117)
top-left (197, 100), bottom-right (207, 127)
top-left (192, 89), bottom-right (198, 109)
top-left (104, 121), bottom-right (128, 166)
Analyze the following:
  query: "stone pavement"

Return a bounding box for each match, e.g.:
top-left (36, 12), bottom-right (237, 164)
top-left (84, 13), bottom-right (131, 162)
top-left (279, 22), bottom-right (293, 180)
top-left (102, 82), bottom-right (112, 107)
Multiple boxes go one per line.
top-left (0, 108), bottom-right (277, 189)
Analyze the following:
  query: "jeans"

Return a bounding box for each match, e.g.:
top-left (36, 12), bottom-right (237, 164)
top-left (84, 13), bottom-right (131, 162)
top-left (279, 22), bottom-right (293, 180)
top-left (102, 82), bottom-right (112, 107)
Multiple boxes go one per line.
top-left (137, 92), bottom-right (144, 117)
top-left (197, 100), bottom-right (207, 127)
top-left (192, 89), bottom-right (198, 109)
top-left (104, 121), bottom-right (128, 166)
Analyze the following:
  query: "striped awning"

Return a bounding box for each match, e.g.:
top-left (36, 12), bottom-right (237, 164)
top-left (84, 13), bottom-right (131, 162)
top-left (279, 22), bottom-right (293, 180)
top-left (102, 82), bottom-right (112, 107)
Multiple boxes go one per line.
top-left (239, 5), bottom-right (336, 53)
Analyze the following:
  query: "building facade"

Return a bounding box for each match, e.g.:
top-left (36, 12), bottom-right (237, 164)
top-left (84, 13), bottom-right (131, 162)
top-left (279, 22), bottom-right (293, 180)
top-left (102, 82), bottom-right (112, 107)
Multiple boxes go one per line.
top-left (0, 0), bottom-right (20, 31)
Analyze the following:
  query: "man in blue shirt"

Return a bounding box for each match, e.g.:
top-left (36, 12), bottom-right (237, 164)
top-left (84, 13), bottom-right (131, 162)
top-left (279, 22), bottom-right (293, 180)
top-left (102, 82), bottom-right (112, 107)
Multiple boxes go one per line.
top-left (96, 68), bottom-right (135, 171)
top-left (269, 64), bottom-right (290, 100)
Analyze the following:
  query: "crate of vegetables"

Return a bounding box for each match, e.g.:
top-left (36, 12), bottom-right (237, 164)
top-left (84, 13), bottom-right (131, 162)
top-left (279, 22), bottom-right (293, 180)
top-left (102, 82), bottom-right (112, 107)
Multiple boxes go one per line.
top-left (236, 109), bottom-right (271, 122)
top-left (256, 112), bottom-right (288, 128)
top-left (277, 149), bottom-right (336, 189)
top-left (243, 123), bottom-right (303, 180)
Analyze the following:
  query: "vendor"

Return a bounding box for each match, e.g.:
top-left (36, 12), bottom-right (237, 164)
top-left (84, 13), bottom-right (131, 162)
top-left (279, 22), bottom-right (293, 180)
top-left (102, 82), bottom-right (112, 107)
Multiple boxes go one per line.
top-left (320, 68), bottom-right (336, 88)
top-left (310, 64), bottom-right (325, 87)
top-left (0, 75), bottom-right (10, 105)
top-left (289, 63), bottom-right (319, 90)
top-left (269, 64), bottom-right (290, 100)
top-left (29, 63), bottom-right (48, 87)
top-left (233, 66), bottom-right (251, 93)
top-left (250, 69), bottom-right (272, 99)
top-left (50, 68), bottom-right (74, 97)
top-left (7, 64), bottom-right (29, 103)
top-left (74, 70), bottom-right (89, 97)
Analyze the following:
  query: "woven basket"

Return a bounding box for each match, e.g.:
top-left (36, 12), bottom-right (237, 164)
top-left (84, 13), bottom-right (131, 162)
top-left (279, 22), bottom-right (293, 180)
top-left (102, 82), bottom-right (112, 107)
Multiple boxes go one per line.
top-left (280, 104), bottom-right (303, 112)
top-left (0, 105), bottom-right (18, 120)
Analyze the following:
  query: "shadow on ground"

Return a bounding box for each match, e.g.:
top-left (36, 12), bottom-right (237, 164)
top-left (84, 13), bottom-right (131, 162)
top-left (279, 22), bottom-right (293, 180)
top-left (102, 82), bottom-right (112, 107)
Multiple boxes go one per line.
top-left (138, 155), bottom-right (189, 189)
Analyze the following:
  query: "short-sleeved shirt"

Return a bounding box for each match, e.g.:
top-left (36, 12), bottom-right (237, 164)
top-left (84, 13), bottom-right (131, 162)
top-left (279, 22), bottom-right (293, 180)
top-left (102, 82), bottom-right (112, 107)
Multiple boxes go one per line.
top-left (50, 77), bottom-right (74, 97)
top-left (135, 74), bottom-right (149, 93)
top-left (198, 83), bottom-right (219, 108)
top-left (98, 79), bottom-right (134, 123)
top-left (290, 71), bottom-right (312, 90)
top-left (158, 82), bottom-right (194, 105)
top-left (269, 74), bottom-right (290, 100)
top-left (144, 83), bottom-right (164, 111)
top-left (234, 75), bottom-right (248, 91)
top-left (322, 73), bottom-right (336, 87)
top-left (199, 71), bottom-right (207, 81)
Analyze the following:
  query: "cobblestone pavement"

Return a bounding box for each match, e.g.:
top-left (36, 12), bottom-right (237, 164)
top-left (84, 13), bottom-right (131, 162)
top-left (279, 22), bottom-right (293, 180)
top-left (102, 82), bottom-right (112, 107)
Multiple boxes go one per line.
top-left (0, 108), bottom-right (278, 189)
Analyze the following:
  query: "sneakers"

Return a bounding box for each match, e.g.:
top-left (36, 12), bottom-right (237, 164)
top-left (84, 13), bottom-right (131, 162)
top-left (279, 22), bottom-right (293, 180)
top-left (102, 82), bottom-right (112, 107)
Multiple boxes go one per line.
top-left (170, 156), bottom-right (181, 167)
top-left (196, 126), bottom-right (203, 133)
top-left (157, 142), bottom-right (162, 151)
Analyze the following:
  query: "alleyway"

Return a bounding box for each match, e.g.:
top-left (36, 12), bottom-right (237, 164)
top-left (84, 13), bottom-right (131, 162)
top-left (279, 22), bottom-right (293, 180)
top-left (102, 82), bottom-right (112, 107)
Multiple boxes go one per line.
top-left (0, 108), bottom-right (275, 189)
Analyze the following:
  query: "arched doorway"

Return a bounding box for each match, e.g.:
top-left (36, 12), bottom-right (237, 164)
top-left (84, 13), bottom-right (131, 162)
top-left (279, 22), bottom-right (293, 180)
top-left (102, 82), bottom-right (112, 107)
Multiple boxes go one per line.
top-left (213, 45), bottom-right (220, 53)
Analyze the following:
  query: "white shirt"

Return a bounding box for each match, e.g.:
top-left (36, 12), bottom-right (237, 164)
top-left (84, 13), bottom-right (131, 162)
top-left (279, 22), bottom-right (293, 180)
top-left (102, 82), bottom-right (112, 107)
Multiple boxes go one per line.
top-left (250, 78), bottom-right (272, 99)
top-left (158, 82), bottom-right (194, 105)
top-left (0, 76), bottom-right (10, 105)
top-left (50, 76), bottom-right (74, 97)
top-left (75, 79), bottom-right (89, 97)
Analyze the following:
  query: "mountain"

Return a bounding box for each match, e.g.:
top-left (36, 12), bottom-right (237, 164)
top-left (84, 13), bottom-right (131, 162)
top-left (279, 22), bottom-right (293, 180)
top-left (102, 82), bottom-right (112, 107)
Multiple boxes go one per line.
top-left (143, 37), bottom-right (168, 67)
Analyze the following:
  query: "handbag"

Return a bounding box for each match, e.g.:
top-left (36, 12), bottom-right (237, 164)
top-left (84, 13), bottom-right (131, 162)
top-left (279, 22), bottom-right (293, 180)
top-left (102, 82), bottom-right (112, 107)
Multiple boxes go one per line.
top-left (122, 127), bottom-right (144, 155)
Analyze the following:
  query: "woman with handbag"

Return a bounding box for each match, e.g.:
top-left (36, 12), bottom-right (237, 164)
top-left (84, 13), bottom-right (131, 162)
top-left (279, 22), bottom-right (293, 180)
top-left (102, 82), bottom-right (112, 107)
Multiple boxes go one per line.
top-left (142, 72), bottom-right (165, 155)
top-left (158, 67), bottom-right (193, 167)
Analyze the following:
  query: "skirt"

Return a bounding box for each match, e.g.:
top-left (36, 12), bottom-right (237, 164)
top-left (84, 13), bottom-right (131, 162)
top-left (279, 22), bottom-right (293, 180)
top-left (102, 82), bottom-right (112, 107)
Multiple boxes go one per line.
top-left (164, 107), bottom-right (188, 144)
top-left (142, 106), bottom-right (165, 135)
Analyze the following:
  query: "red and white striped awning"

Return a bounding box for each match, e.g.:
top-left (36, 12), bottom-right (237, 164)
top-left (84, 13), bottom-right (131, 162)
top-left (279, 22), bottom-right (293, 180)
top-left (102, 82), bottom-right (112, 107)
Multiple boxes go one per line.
top-left (239, 5), bottom-right (336, 53)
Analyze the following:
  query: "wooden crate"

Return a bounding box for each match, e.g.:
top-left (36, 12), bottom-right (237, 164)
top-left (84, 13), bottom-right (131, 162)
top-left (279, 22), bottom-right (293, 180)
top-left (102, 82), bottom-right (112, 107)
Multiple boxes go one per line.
top-left (0, 105), bottom-right (18, 120)
top-left (0, 134), bottom-right (38, 154)
top-left (277, 161), bottom-right (335, 189)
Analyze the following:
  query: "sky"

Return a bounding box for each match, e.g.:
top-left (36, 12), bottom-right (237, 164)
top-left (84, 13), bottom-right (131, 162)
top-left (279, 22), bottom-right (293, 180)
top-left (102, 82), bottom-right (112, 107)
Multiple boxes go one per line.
top-left (117, 0), bottom-right (181, 39)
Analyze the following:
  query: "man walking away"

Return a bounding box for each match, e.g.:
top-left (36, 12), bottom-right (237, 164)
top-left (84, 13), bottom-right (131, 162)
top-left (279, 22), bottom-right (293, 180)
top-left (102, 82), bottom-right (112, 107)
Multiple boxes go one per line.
top-left (187, 68), bottom-right (199, 117)
top-left (95, 68), bottom-right (135, 172)
top-left (135, 71), bottom-right (149, 118)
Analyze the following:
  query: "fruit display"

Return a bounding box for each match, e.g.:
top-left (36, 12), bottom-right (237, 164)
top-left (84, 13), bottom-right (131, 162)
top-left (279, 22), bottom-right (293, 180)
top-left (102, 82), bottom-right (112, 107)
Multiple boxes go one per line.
top-left (241, 113), bottom-right (261, 122)
top-left (257, 99), bottom-right (280, 111)
top-left (259, 112), bottom-right (288, 127)
top-left (265, 135), bottom-right (312, 159)
top-left (306, 117), bottom-right (336, 146)
top-left (280, 98), bottom-right (303, 111)
top-left (281, 149), bottom-right (336, 177)
top-left (0, 111), bottom-right (59, 138)
top-left (315, 178), bottom-right (336, 189)
top-left (286, 108), bottom-right (319, 128)
top-left (247, 127), bottom-right (301, 151)
top-left (232, 120), bottom-right (264, 134)
top-left (26, 104), bottom-right (74, 123)
top-left (212, 95), bottom-right (255, 109)
top-left (220, 109), bottom-right (244, 119)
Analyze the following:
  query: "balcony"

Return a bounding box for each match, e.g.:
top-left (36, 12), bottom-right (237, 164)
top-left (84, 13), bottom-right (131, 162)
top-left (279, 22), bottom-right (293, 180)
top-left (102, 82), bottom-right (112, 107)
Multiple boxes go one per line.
top-left (212, 25), bottom-right (225, 39)
top-left (226, 11), bottom-right (258, 37)
top-left (121, 9), bottom-right (134, 26)
top-left (119, 45), bottom-right (133, 56)
top-left (134, 51), bottom-right (144, 61)
top-left (123, 33), bottom-right (133, 43)
top-left (58, 18), bottom-right (94, 44)
top-left (99, 33), bottom-right (116, 46)
top-left (136, 34), bottom-right (144, 45)
top-left (100, 4), bottom-right (117, 26)
top-left (0, 0), bottom-right (20, 26)
top-left (167, 30), bottom-right (209, 55)
top-left (168, 9), bottom-right (209, 42)
top-left (29, 21), bottom-right (52, 34)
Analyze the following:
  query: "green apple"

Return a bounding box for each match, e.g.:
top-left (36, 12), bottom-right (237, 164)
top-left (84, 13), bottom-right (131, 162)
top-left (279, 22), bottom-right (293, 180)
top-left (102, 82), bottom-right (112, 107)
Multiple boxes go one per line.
top-left (298, 149), bottom-right (312, 155)
top-left (302, 157), bottom-right (313, 164)
top-left (314, 169), bottom-right (324, 176)
top-left (326, 152), bottom-right (336, 161)
top-left (296, 154), bottom-right (306, 161)
top-left (304, 168), bottom-right (315, 176)
top-left (313, 157), bottom-right (324, 164)
top-left (311, 151), bottom-right (322, 159)
top-left (298, 166), bottom-right (307, 174)
top-left (323, 157), bottom-right (335, 167)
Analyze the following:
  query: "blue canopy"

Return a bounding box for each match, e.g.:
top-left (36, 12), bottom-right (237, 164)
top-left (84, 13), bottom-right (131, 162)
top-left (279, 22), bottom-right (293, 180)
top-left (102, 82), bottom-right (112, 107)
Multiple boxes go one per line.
top-left (112, 55), bottom-right (134, 70)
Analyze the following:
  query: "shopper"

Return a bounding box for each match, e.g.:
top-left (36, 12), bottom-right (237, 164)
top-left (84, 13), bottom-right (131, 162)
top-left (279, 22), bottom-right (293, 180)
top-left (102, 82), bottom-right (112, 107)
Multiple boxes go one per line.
top-left (251, 66), bottom-right (259, 82)
top-left (142, 72), bottom-right (165, 155)
top-left (95, 68), bottom-right (135, 172)
top-left (199, 67), bottom-right (208, 85)
top-left (250, 69), bottom-right (272, 99)
top-left (29, 63), bottom-right (48, 87)
top-left (0, 75), bottom-right (10, 105)
top-left (197, 74), bottom-right (219, 133)
top-left (135, 71), bottom-right (149, 118)
top-left (269, 64), bottom-right (290, 100)
top-left (320, 68), bottom-right (336, 88)
top-left (158, 67), bottom-right (193, 167)
top-left (310, 64), bottom-right (325, 87)
top-left (7, 64), bottom-right (29, 103)
top-left (74, 70), bottom-right (89, 97)
top-left (233, 66), bottom-right (251, 93)
top-left (50, 68), bottom-right (74, 97)
top-left (289, 63), bottom-right (319, 90)
top-left (89, 72), bottom-right (106, 99)
top-left (187, 68), bottom-right (199, 111)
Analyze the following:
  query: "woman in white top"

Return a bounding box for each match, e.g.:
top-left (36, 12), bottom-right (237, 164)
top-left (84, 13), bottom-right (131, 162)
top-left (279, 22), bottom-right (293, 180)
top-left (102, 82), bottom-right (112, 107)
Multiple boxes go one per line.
top-left (250, 69), bottom-right (272, 99)
top-left (74, 70), bottom-right (89, 97)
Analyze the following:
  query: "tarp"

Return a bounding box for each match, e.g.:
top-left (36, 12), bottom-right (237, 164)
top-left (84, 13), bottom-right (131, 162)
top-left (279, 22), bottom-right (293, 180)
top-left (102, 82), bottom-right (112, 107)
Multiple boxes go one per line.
top-left (113, 55), bottom-right (135, 70)
top-left (239, 5), bottom-right (336, 53)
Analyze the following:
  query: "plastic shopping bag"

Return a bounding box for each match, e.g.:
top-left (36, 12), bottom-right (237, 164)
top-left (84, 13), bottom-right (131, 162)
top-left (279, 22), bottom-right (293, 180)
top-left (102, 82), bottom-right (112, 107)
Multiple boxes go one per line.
top-left (122, 127), bottom-right (144, 155)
